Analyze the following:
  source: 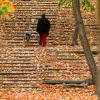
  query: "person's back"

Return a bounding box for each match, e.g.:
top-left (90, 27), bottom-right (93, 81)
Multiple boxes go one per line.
top-left (37, 14), bottom-right (50, 46)
top-left (37, 18), bottom-right (50, 34)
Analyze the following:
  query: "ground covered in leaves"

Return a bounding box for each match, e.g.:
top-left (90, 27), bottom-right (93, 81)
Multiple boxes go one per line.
top-left (0, 45), bottom-right (98, 100)
top-left (0, 85), bottom-right (98, 100)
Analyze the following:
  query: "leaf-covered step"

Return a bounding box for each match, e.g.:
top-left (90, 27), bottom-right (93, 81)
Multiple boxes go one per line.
top-left (0, 69), bottom-right (40, 72)
top-left (57, 51), bottom-right (98, 55)
top-left (0, 72), bottom-right (31, 75)
top-left (0, 71), bottom-right (41, 74)
top-left (0, 75), bottom-right (37, 78)
top-left (64, 84), bottom-right (86, 88)
top-left (0, 79), bottom-right (39, 82)
top-left (0, 85), bottom-right (42, 89)
top-left (57, 57), bottom-right (82, 60)
top-left (43, 79), bottom-right (86, 84)
top-left (0, 65), bottom-right (40, 68)
top-left (44, 70), bottom-right (90, 74)
top-left (44, 67), bottom-right (89, 71)
top-left (0, 62), bottom-right (31, 64)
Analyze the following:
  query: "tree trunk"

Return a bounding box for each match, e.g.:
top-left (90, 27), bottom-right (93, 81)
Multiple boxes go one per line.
top-left (72, 0), bottom-right (97, 84)
top-left (71, 2), bottom-right (79, 46)
top-left (71, 24), bottom-right (78, 46)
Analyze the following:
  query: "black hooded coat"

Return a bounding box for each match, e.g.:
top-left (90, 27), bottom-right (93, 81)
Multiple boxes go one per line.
top-left (37, 17), bottom-right (50, 35)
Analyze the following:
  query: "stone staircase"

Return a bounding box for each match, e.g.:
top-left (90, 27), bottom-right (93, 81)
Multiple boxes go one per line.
top-left (0, 47), bottom-right (42, 90)
top-left (0, 46), bottom-right (98, 89)
top-left (0, 0), bottom-right (98, 90)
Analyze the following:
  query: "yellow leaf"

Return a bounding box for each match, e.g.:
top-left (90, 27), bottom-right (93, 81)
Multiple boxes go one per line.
top-left (3, 0), bottom-right (12, 7)
top-left (3, 13), bottom-right (10, 19)
top-left (8, 6), bottom-right (15, 12)
top-left (0, 0), bottom-right (3, 3)
top-left (2, 0), bottom-right (15, 13)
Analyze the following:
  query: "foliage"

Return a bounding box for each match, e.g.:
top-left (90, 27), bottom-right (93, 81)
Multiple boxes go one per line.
top-left (82, 0), bottom-right (95, 12)
top-left (58, 0), bottom-right (72, 6)
top-left (58, 0), bottom-right (95, 12)
top-left (0, 0), bottom-right (15, 19)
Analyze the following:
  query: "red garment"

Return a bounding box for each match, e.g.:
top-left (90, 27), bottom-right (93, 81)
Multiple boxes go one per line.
top-left (40, 33), bottom-right (47, 46)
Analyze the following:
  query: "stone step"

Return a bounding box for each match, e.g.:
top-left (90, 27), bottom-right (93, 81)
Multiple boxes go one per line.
top-left (0, 64), bottom-right (32, 67)
top-left (44, 68), bottom-right (90, 72)
top-left (0, 62), bottom-right (98, 68)
top-left (0, 72), bottom-right (40, 77)
top-left (0, 67), bottom-right (88, 72)
top-left (14, 2), bottom-right (58, 6)
top-left (3, 34), bottom-right (98, 41)
top-left (0, 47), bottom-right (98, 55)
top-left (0, 70), bottom-right (42, 73)
top-left (44, 71), bottom-right (90, 75)
top-left (0, 64), bottom-right (87, 68)
top-left (4, 24), bottom-right (98, 30)
top-left (0, 55), bottom-right (97, 63)
top-left (44, 75), bottom-right (91, 81)
top-left (3, 32), bottom-right (98, 39)
top-left (0, 78), bottom-right (39, 81)
top-left (3, 28), bottom-right (99, 34)
top-left (5, 42), bottom-right (98, 47)
top-left (0, 81), bottom-right (41, 85)
top-left (0, 68), bottom-right (43, 72)
top-left (5, 43), bottom-right (39, 47)
top-left (0, 85), bottom-right (42, 89)
top-left (0, 63), bottom-right (94, 70)
top-left (6, 39), bottom-right (98, 43)
top-left (0, 65), bottom-right (41, 69)
top-left (0, 83), bottom-right (42, 90)
top-left (5, 40), bottom-right (98, 46)
top-left (56, 51), bottom-right (98, 55)
top-left (0, 72), bottom-right (31, 75)
top-left (0, 80), bottom-right (39, 84)
top-left (56, 56), bottom-right (97, 61)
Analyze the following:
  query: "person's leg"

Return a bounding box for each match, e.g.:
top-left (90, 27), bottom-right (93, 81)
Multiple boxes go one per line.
top-left (39, 34), bottom-right (42, 45)
top-left (42, 33), bottom-right (47, 46)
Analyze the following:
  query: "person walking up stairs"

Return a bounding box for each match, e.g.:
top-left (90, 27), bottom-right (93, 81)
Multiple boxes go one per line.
top-left (36, 13), bottom-right (51, 46)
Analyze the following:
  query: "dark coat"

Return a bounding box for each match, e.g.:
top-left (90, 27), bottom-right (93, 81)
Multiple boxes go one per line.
top-left (37, 18), bottom-right (50, 35)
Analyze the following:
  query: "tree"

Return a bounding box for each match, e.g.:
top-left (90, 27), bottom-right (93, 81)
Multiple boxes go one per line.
top-left (58, 0), bottom-right (97, 84)
top-left (0, 0), bottom-right (15, 44)
top-left (0, 0), bottom-right (15, 19)
top-left (97, 0), bottom-right (100, 97)
top-left (71, 0), bottom-right (95, 46)
top-left (59, 0), bottom-right (95, 46)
